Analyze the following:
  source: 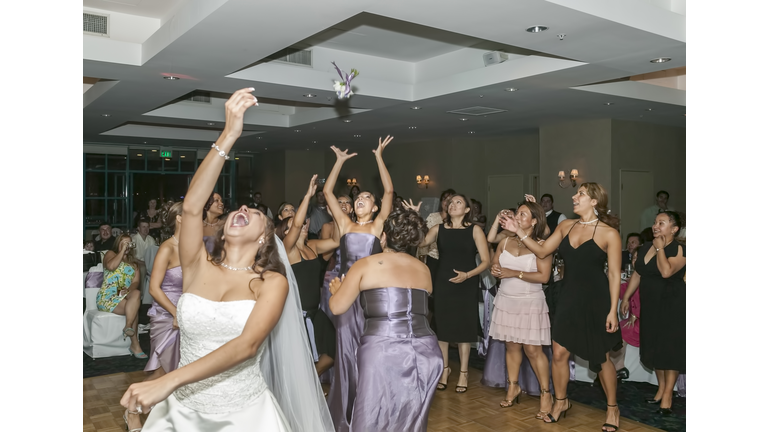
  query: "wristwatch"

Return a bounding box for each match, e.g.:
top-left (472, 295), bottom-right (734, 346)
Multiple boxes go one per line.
top-left (518, 271), bottom-right (524, 279)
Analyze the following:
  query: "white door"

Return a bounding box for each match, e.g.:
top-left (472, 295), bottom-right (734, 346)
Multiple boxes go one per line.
top-left (487, 174), bottom-right (524, 221)
top-left (620, 170), bottom-right (654, 238)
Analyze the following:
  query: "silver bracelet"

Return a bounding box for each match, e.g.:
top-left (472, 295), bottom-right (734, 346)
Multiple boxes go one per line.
top-left (519, 234), bottom-right (528, 241)
top-left (211, 143), bottom-right (230, 160)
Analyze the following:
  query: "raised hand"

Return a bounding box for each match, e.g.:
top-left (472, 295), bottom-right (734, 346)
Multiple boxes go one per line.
top-left (306, 174), bottom-right (318, 197)
top-left (499, 213), bottom-right (520, 234)
top-left (402, 199), bottom-right (422, 213)
top-left (372, 135), bottom-right (394, 158)
top-left (524, 194), bottom-right (536, 203)
top-left (331, 146), bottom-right (357, 162)
top-left (652, 235), bottom-right (666, 251)
top-left (222, 88), bottom-right (259, 139)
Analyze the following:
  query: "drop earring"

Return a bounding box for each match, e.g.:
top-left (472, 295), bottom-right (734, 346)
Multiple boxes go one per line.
top-left (258, 237), bottom-right (264, 244)
top-left (593, 207), bottom-right (599, 216)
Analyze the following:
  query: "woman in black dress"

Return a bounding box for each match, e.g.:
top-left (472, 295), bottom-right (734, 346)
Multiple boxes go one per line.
top-left (410, 193), bottom-right (490, 393)
top-left (621, 211), bottom-right (685, 415)
top-left (277, 175), bottom-right (340, 376)
top-left (501, 183), bottom-right (623, 432)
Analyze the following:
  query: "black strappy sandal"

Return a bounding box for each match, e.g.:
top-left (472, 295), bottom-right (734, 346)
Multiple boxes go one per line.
top-left (536, 388), bottom-right (553, 419)
top-left (544, 396), bottom-right (571, 423)
top-left (436, 367), bottom-right (450, 391)
top-left (455, 370), bottom-right (469, 393)
top-left (499, 380), bottom-right (520, 408)
top-left (602, 403), bottom-right (620, 431)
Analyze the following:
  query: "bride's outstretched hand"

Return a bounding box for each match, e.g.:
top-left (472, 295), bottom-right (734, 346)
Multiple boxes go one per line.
top-left (372, 135), bottom-right (394, 158)
top-left (331, 146), bottom-right (357, 162)
top-left (120, 376), bottom-right (176, 416)
top-left (222, 88), bottom-right (258, 139)
top-left (402, 199), bottom-right (422, 213)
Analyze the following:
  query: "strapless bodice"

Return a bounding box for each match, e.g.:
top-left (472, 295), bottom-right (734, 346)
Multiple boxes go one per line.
top-left (147, 266), bottom-right (183, 317)
top-left (173, 293), bottom-right (266, 414)
top-left (339, 233), bottom-right (382, 275)
top-left (360, 288), bottom-right (434, 338)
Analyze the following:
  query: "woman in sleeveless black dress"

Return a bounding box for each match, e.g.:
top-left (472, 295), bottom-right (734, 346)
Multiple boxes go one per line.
top-left (501, 185), bottom-right (623, 432)
top-left (621, 211), bottom-right (685, 415)
top-left (277, 175), bottom-right (341, 377)
top-left (411, 193), bottom-right (490, 393)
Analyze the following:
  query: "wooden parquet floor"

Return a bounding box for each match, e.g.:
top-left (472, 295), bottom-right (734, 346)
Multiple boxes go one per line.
top-left (83, 360), bottom-right (665, 432)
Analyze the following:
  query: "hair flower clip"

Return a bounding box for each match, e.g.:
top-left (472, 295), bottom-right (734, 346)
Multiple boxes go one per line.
top-left (332, 61), bottom-right (359, 100)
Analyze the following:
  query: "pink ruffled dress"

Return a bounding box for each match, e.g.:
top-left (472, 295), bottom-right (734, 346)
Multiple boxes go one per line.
top-left (489, 239), bottom-right (551, 345)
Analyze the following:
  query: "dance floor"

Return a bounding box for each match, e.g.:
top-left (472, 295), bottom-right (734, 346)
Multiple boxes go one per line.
top-left (83, 359), bottom-right (665, 432)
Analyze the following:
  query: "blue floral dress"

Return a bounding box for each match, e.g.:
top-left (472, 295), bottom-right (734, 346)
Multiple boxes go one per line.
top-left (96, 262), bottom-right (137, 312)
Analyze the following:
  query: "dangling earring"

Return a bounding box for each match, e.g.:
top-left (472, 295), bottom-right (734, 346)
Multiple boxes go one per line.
top-left (593, 207), bottom-right (599, 216)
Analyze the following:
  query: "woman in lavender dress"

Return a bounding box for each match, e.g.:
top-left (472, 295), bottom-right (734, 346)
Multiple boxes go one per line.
top-left (323, 137), bottom-right (394, 431)
top-left (202, 192), bottom-right (224, 254)
top-left (329, 208), bottom-right (442, 432)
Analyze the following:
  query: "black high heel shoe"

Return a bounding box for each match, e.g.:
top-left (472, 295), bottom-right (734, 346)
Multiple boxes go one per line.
top-left (543, 396), bottom-right (571, 423)
top-left (645, 397), bottom-right (661, 404)
top-left (616, 367), bottom-right (629, 381)
top-left (602, 404), bottom-right (620, 431)
top-left (436, 367), bottom-right (451, 391)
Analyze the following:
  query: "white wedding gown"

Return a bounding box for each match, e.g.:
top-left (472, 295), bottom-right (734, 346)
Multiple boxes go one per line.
top-left (143, 293), bottom-right (290, 431)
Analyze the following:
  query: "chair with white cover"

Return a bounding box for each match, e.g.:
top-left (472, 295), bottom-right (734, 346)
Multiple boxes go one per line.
top-left (83, 285), bottom-right (131, 359)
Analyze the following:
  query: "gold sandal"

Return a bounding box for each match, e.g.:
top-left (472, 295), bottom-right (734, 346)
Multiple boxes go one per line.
top-left (499, 380), bottom-right (520, 407)
top-left (536, 388), bottom-right (553, 419)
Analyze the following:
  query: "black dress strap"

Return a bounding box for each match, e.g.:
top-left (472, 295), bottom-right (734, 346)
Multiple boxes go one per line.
top-left (565, 220), bottom-right (578, 237)
top-left (592, 219), bottom-right (599, 238)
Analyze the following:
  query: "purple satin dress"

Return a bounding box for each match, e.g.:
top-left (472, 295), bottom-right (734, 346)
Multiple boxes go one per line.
top-left (327, 233), bottom-right (382, 432)
top-left (202, 236), bottom-right (215, 255)
top-left (144, 267), bottom-right (182, 373)
top-left (352, 288), bottom-right (442, 432)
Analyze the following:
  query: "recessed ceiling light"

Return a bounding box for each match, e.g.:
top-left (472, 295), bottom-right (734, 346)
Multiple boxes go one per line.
top-left (505, 88), bottom-right (518, 92)
top-left (312, 141), bottom-right (317, 143)
top-left (294, 129), bottom-right (301, 132)
top-left (143, 142), bottom-right (147, 144)
top-left (354, 134), bottom-right (361, 137)
top-left (303, 94), bottom-right (316, 98)
top-left (207, 122), bottom-right (215, 126)
top-left (151, 149), bottom-right (158, 152)
top-left (526, 25), bottom-right (548, 33)
top-left (235, 157), bottom-right (239, 160)
top-left (180, 155), bottom-right (185, 158)
top-left (101, 114), bottom-right (111, 117)
top-left (137, 153), bottom-right (143, 157)
top-left (408, 126), bottom-right (417, 129)
top-left (343, 119), bottom-right (352, 123)
top-left (164, 158), bottom-right (170, 161)
top-left (258, 137), bottom-right (262, 139)
top-left (650, 57), bottom-right (671, 63)
top-left (646, 108), bottom-right (653, 111)
top-left (459, 118), bottom-right (468, 121)
top-left (468, 131), bottom-right (476, 134)
top-left (163, 76), bottom-right (180, 80)
top-left (604, 102), bottom-right (613, 106)
top-left (411, 106), bottom-right (421, 110)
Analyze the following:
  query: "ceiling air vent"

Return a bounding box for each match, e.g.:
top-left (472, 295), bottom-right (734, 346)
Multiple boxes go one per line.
top-left (83, 12), bottom-right (109, 37)
top-left (267, 48), bottom-right (312, 67)
top-left (447, 106), bottom-right (508, 116)
top-left (187, 92), bottom-right (211, 104)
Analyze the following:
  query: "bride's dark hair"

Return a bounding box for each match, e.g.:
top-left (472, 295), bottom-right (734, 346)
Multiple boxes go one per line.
top-left (209, 216), bottom-right (285, 288)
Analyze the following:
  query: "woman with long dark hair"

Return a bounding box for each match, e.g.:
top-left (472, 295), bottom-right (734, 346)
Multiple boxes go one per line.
top-left (323, 138), bottom-right (394, 431)
top-left (501, 183), bottom-right (623, 431)
top-left (621, 211), bottom-right (685, 415)
top-left (201, 192), bottom-right (224, 254)
top-left (329, 208), bottom-right (442, 432)
top-left (489, 201), bottom-right (553, 418)
top-left (409, 193), bottom-right (490, 393)
top-left (120, 88), bottom-right (333, 432)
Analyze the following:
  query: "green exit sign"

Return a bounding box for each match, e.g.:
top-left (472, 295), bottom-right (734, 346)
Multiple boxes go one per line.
top-left (160, 151), bottom-right (172, 157)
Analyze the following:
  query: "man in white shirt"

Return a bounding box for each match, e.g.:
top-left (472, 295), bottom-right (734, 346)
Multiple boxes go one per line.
top-left (541, 194), bottom-right (567, 234)
top-left (131, 219), bottom-right (157, 293)
top-left (639, 190), bottom-right (674, 230)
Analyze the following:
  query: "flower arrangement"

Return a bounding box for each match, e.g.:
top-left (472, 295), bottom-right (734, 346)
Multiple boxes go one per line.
top-left (332, 61), bottom-right (359, 99)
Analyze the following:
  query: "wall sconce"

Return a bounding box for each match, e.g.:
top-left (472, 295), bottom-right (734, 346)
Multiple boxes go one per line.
top-left (558, 169), bottom-right (578, 188)
top-left (416, 175), bottom-right (430, 188)
top-left (346, 178), bottom-right (358, 187)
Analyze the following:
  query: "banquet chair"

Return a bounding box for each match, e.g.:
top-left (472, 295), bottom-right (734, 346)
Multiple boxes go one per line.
top-left (83, 285), bottom-right (131, 359)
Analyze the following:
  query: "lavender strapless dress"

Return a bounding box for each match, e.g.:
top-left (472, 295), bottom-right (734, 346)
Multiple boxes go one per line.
top-left (352, 288), bottom-right (442, 432)
top-left (144, 266), bottom-right (182, 373)
top-left (203, 236), bottom-right (215, 255)
top-left (327, 233), bottom-right (382, 432)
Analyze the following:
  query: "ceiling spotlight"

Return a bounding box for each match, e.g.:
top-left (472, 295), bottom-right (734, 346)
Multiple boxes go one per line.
top-left (354, 134), bottom-right (361, 137)
top-left (343, 119), bottom-right (352, 123)
top-left (526, 25), bottom-right (548, 33)
top-left (505, 88), bottom-right (518, 92)
top-left (180, 155), bottom-right (185, 158)
top-left (137, 154), bottom-right (143, 157)
top-left (163, 76), bottom-right (180, 80)
top-left (408, 126), bottom-right (417, 129)
top-left (303, 94), bottom-right (316, 98)
top-left (151, 149), bottom-right (158, 152)
top-left (411, 106), bottom-right (421, 110)
top-left (101, 114), bottom-right (111, 117)
top-left (294, 129), bottom-right (301, 132)
top-left (604, 102), bottom-right (613, 106)
top-left (207, 122), bottom-right (215, 126)
top-left (312, 141), bottom-right (317, 143)
top-left (258, 137), bottom-right (262, 139)
top-left (650, 57), bottom-right (671, 63)
top-left (468, 131), bottom-right (476, 134)
top-left (459, 118), bottom-right (468, 121)
top-left (646, 108), bottom-right (653, 111)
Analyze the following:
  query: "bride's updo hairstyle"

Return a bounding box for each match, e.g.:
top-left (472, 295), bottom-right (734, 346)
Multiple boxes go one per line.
top-left (383, 208), bottom-right (427, 252)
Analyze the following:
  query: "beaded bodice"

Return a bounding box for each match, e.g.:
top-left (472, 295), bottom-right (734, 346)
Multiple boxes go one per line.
top-left (172, 293), bottom-right (267, 413)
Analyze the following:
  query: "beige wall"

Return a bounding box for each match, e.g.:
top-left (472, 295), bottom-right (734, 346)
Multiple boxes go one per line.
top-left (539, 119), bottom-right (613, 218)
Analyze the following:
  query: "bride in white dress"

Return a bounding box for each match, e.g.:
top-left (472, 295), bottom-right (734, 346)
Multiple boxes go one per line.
top-left (120, 88), bottom-right (334, 431)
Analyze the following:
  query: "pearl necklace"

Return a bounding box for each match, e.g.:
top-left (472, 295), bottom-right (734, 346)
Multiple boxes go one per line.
top-left (204, 219), bottom-right (219, 227)
top-left (356, 219), bottom-right (373, 225)
top-left (578, 218), bottom-right (599, 225)
top-left (220, 262), bottom-right (255, 272)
